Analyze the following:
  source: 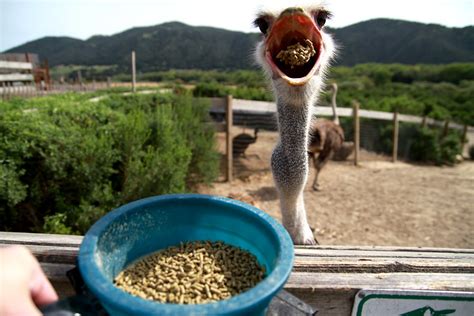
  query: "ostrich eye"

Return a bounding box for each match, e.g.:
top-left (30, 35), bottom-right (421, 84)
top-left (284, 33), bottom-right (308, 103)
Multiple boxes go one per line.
top-left (254, 17), bottom-right (269, 35)
top-left (315, 10), bottom-right (331, 28)
top-left (317, 15), bottom-right (326, 27)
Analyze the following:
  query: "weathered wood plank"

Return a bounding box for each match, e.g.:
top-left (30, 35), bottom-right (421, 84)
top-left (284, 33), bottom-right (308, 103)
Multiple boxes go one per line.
top-left (1, 232), bottom-right (473, 315)
top-left (2, 232), bottom-right (473, 274)
top-left (0, 61), bottom-right (33, 70)
top-left (294, 247), bottom-right (474, 273)
top-left (0, 73), bottom-right (34, 82)
top-left (287, 272), bottom-right (474, 291)
top-left (0, 231), bottom-right (83, 246)
top-left (287, 272), bottom-right (474, 316)
top-left (208, 97), bottom-right (473, 132)
top-left (296, 244), bottom-right (474, 253)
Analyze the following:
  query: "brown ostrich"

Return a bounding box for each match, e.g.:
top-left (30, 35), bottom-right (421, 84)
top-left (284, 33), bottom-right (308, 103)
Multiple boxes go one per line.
top-left (232, 128), bottom-right (259, 157)
top-left (254, 4), bottom-right (336, 244)
top-left (308, 82), bottom-right (353, 191)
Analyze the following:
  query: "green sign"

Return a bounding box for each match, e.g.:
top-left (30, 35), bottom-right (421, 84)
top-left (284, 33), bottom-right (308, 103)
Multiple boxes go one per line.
top-left (352, 290), bottom-right (474, 316)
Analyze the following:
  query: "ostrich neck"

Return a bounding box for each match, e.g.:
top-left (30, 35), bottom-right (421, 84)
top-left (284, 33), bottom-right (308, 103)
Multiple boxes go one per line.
top-left (277, 104), bottom-right (309, 153)
top-left (275, 90), bottom-right (317, 155)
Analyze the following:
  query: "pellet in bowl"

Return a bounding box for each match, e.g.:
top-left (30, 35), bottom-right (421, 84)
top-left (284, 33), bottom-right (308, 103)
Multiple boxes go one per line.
top-left (114, 241), bottom-right (266, 304)
top-left (276, 39), bottom-right (316, 68)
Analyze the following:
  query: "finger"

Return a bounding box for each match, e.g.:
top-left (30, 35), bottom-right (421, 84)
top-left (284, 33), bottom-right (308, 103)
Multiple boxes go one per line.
top-left (0, 246), bottom-right (43, 316)
top-left (28, 252), bottom-right (59, 306)
top-left (1, 299), bottom-right (43, 316)
top-left (1, 246), bottom-right (58, 307)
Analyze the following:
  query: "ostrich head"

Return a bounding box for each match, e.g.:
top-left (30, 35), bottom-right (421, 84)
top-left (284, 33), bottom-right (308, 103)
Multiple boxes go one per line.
top-left (254, 4), bottom-right (336, 102)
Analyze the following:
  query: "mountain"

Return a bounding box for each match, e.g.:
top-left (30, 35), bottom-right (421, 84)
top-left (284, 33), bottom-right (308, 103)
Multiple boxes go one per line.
top-left (330, 19), bottom-right (474, 65)
top-left (4, 19), bottom-right (474, 70)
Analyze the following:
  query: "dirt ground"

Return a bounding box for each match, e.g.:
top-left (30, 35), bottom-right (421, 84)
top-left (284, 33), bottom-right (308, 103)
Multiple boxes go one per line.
top-left (197, 129), bottom-right (474, 248)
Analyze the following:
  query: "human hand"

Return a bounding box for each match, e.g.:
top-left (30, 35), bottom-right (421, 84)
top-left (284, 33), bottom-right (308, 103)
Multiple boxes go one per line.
top-left (0, 246), bottom-right (58, 316)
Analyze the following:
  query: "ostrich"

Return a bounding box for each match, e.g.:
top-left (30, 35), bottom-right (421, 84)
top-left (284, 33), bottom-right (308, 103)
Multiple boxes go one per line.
top-left (308, 82), bottom-right (353, 191)
top-left (254, 4), bottom-right (336, 244)
top-left (232, 128), bottom-right (259, 157)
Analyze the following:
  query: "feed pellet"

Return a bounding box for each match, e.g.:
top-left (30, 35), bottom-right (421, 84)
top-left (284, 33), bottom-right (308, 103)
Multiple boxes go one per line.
top-left (276, 39), bottom-right (316, 68)
top-left (114, 241), bottom-right (266, 304)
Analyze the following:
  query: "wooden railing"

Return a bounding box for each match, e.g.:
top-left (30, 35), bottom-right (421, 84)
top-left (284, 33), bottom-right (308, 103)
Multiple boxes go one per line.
top-left (210, 97), bottom-right (474, 179)
top-left (1, 232), bottom-right (473, 315)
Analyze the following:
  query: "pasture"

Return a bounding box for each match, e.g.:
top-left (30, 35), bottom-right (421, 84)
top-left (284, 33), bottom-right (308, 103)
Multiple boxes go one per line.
top-left (199, 129), bottom-right (474, 248)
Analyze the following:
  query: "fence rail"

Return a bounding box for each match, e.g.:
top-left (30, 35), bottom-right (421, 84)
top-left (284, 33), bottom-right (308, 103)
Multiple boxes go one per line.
top-left (0, 232), bottom-right (472, 315)
top-left (209, 97), bottom-right (473, 132)
top-left (0, 60), bottom-right (34, 70)
top-left (209, 97), bottom-right (473, 180)
top-left (0, 82), bottom-right (111, 100)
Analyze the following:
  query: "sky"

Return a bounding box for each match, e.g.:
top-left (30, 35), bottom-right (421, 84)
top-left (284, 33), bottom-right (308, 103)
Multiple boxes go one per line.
top-left (1, 0), bottom-right (473, 52)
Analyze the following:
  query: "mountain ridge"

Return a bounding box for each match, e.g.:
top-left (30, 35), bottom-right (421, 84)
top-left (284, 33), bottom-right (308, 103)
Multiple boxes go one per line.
top-left (4, 18), bottom-right (474, 69)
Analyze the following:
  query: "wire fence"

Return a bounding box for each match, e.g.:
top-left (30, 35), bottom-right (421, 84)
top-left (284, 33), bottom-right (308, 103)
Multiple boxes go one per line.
top-left (209, 97), bottom-right (474, 181)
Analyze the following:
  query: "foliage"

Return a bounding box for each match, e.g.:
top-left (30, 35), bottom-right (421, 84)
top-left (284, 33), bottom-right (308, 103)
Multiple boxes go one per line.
top-left (407, 128), bottom-right (462, 165)
top-left (45, 56), bottom-right (474, 125)
top-left (149, 63), bottom-right (474, 126)
top-left (192, 82), bottom-right (272, 101)
top-left (408, 128), bottom-right (442, 163)
top-left (0, 93), bottom-right (219, 234)
top-left (43, 213), bottom-right (73, 235)
top-left (439, 132), bottom-right (462, 165)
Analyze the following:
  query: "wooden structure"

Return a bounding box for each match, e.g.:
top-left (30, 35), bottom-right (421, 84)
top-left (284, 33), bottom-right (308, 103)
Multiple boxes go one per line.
top-left (1, 232), bottom-right (472, 315)
top-left (131, 51), bottom-right (137, 93)
top-left (0, 59), bottom-right (35, 93)
top-left (225, 95), bottom-right (233, 182)
top-left (0, 53), bottom-right (51, 95)
top-left (352, 101), bottom-right (360, 166)
top-left (392, 112), bottom-right (399, 163)
top-left (209, 97), bottom-right (474, 173)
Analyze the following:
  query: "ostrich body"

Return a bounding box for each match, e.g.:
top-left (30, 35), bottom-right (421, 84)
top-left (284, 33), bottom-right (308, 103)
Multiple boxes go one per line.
top-left (254, 5), bottom-right (336, 244)
top-left (308, 83), bottom-right (346, 191)
top-left (233, 128), bottom-right (259, 157)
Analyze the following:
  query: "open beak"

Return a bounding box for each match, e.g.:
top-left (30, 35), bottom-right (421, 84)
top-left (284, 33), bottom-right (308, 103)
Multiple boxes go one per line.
top-left (265, 10), bottom-right (323, 86)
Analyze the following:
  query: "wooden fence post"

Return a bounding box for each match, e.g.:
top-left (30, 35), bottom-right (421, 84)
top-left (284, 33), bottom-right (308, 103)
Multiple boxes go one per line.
top-left (421, 116), bottom-right (427, 128)
top-left (461, 125), bottom-right (468, 156)
top-left (392, 112), bottom-right (399, 163)
top-left (226, 95), bottom-right (233, 182)
top-left (131, 50), bottom-right (136, 93)
top-left (353, 101), bottom-right (360, 166)
top-left (442, 120), bottom-right (450, 137)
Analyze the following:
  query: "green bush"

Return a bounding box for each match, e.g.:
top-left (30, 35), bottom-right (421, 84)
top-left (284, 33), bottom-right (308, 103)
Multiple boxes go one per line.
top-left (439, 132), bottom-right (462, 165)
top-left (408, 128), bottom-right (441, 163)
top-left (192, 82), bottom-right (272, 101)
top-left (407, 127), bottom-right (462, 165)
top-left (0, 93), bottom-right (219, 234)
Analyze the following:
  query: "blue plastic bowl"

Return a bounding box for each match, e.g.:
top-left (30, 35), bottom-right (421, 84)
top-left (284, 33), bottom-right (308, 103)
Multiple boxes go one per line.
top-left (78, 194), bottom-right (294, 315)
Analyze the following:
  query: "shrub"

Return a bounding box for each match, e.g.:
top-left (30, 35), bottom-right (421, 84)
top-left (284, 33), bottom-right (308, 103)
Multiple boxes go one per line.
top-left (0, 93), bottom-right (219, 234)
top-left (439, 132), bottom-right (462, 165)
top-left (407, 127), bottom-right (462, 165)
top-left (407, 128), bottom-right (441, 164)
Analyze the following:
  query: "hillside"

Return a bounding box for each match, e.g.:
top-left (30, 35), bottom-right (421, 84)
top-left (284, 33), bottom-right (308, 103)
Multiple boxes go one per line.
top-left (4, 19), bottom-right (474, 70)
top-left (331, 19), bottom-right (474, 65)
